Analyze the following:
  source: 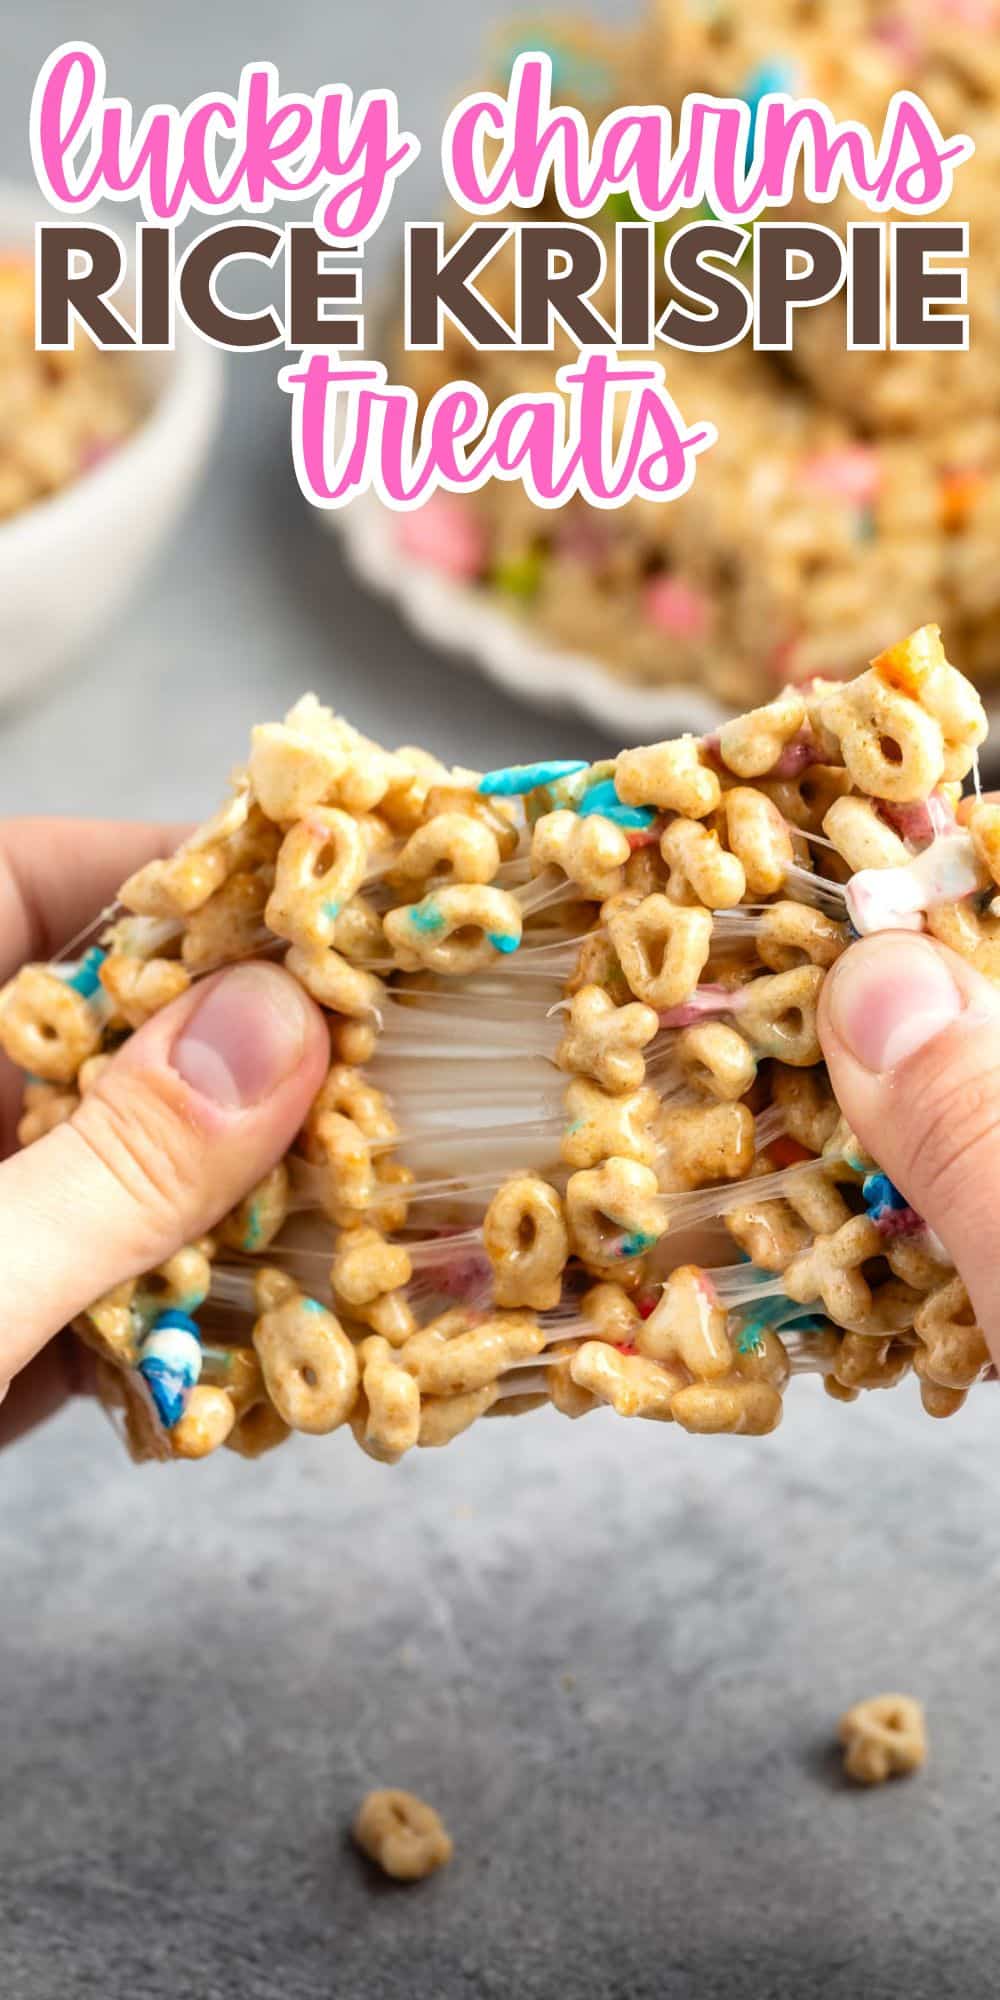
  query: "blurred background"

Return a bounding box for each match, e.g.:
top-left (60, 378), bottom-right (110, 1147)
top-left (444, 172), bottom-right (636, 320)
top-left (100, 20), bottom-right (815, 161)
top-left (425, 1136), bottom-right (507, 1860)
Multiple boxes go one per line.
top-left (4, 7), bottom-right (1000, 1999)
top-left (0, 0), bottom-right (638, 828)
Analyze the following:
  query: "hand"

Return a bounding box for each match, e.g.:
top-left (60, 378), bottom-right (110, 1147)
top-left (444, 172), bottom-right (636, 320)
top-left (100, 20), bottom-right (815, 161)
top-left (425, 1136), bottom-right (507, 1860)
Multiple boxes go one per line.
top-left (0, 818), bottom-right (328, 1446)
top-left (819, 929), bottom-right (1000, 1359)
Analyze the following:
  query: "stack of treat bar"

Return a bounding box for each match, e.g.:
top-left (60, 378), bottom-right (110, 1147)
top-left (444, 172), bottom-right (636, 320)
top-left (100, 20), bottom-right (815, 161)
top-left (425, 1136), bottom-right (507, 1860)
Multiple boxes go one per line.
top-left (393, 1), bottom-right (1000, 704)
top-left (1, 625), bottom-right (997, 1464)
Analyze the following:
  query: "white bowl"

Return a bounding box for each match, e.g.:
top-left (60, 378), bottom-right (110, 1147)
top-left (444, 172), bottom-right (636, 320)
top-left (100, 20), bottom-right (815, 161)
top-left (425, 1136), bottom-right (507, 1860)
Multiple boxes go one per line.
top-left (0, 184), bottom-right (223, 705)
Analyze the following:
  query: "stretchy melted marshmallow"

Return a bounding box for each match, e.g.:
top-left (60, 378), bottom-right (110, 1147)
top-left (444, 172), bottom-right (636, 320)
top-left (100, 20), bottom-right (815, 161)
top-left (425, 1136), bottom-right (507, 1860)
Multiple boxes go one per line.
top-left (846, 831), bottom-right (985, 936)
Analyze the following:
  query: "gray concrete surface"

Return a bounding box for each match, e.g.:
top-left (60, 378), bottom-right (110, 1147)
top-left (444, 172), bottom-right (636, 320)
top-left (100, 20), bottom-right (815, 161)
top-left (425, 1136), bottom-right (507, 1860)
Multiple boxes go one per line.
top-left (3, 5), bottom-right (1000, 1997)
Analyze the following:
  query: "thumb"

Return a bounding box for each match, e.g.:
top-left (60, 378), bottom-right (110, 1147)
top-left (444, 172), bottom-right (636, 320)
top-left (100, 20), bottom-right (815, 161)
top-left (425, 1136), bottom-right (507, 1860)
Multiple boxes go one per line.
top-left (0, 962), bottom-right (328, 1393)
top-left (818, 931), bottom-right (1000, 1353)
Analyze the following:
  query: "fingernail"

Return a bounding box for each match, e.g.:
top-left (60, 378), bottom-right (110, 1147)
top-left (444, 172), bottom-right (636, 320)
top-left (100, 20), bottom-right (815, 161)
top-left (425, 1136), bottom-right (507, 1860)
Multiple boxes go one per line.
top-left (172, 965), bottom-right (311, 1109)
top-left (827, 934), bottom-right (963, 1074)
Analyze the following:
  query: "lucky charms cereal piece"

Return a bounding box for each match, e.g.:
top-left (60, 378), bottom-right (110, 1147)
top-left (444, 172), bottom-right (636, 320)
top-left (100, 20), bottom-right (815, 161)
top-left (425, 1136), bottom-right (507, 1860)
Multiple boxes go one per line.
top-left (482, 1176), bottom-right (569, 1309)
top-left (352, 1789), bottom-right (453, 1881)
top-left (119, 792), bottom-right (254, 918)
top-left (251, 1268), bottom-right (359, 1434)
top-left (171, 1384), bottom-right (237, 1459)
top-left (0, 964), bottom-right (103, 1082)
top-left (560, 1077), bottom-right (661, 1170)
top-left (554, 986), bottom-right (659, 1094)
top-left (721, 788), bottom-right (794, 896)
top-left (569, 1342), bottom-right (683, 1421)
top-left (383, 885), bottom-right (523, 974)
top-left (606, 894), bottom-right (713, 1009)
top-left (265, 808), bottom-right (371, 951)
top-left (675, 1022), bottom-right (758, 1101)
top-left (615, 735), bottom-right (721, 818)
top-left (716, 694), bottom-right (807, 779)
top-left (398, 1309), bottom-right (545, 1398)
top-left (393, 812), bottom-right (502, 889)
top-left (637, 1266), bottom-right (733, 1379)
top-left (838, 1695), bottom-right (927, 1785)
top-left (355, 1335), bottom-right (421, 1462)
top-left (659, 818), bottom-right (746, 908)
top-left (532, 809), bottom-right (631, 900)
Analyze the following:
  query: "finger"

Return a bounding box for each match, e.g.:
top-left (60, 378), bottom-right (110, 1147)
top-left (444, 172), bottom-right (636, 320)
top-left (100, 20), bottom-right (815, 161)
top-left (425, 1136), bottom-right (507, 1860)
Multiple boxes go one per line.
top-left (957, 792), bottom-right (1000, 824)
top-left (0, 818), bottom-right (188, 1154)
top-left (0, 817), bottom-right (188, 977)
top-left (818, 932), bottom-right (1000, 1353)
top-left (0, 961), bottom-right (329, 1392)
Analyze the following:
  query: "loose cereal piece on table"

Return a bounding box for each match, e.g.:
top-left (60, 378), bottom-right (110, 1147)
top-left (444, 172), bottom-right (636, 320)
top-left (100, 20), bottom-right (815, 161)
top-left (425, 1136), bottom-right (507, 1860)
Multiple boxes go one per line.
top-left (353, 1789), bottom-right (453, 1881)
top-left (838, 1695), bottom-right (927, 1785)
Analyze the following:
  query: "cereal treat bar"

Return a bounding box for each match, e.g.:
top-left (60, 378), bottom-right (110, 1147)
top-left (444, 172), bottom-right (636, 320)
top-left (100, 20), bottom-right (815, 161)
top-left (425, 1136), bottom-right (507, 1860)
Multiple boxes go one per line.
top-left (0, 256), bottom-right (138, 520)
top-left (401, 344), bottom-right (985, 704)
top-left (2, 625), bottom-right (995, 1464)
top-left (386, 7), bottom-right (1000, 703)
top-left (640, 0), bottom-right (1000, 437)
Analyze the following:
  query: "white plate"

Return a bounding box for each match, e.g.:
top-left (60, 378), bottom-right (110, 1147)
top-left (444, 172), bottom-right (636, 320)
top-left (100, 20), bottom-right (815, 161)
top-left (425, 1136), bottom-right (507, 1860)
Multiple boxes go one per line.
top-left (330, 489), bottom-right (1000, 755)
top-left (328, 491), bottom-right (729, 739)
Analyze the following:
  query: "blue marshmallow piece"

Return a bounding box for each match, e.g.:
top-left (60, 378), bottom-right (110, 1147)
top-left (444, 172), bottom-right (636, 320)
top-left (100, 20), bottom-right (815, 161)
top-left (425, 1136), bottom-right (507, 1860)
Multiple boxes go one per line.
top-left (736, 1298), bottom-right (827, 1355)
top-left (478, 760), bottom-right (589, 797)
top-left (407, 897), bottom-right (446, 937)
top-left (740, 56), bottom-right (799, 160)
top-left (65, 947), bottom-right (107, 999)
top-left (138, 1310), bottom-right (203, 1430)
top-left (576, 777), bottom-right (658, 831)
top-left (618, 1228), bottom-right (658, 1260)
top-left (862, 1171), bottom-right (907, 1224)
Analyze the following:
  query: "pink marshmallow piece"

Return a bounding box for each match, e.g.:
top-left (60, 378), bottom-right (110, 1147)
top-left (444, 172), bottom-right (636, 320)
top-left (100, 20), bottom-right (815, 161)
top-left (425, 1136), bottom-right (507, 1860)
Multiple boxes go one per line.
top-left (871, 16), bottom-right (923, 65)
top-left (643, 575), bottom-right (713, 640)
top-left (937, 0), bottom-right (998, 24)
top-left (800, 447), bottom-right (881, 507)
top-left (880, 789), bottom-right (958, 849)
top-left (657, 983), bottom-right (740, 1030)
top-left (397, 496), bottom-right (486, 581)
